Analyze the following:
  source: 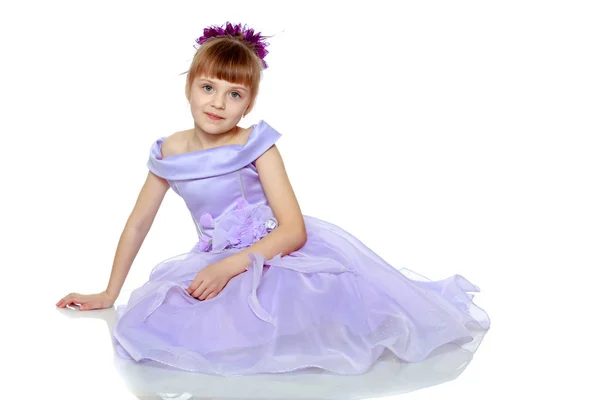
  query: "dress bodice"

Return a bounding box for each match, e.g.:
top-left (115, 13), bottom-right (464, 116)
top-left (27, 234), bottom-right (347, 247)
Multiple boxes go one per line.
top-left (147, 120), bottom-right (282, 252)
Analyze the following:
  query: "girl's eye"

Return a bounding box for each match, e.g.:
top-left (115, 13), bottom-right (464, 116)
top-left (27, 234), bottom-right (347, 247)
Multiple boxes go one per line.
top-left (202, 85), bottom-right (241, 98)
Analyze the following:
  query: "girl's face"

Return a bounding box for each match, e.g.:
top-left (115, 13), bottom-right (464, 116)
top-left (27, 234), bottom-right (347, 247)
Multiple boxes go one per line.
top-left (189, 75), bottom-right (252, 133)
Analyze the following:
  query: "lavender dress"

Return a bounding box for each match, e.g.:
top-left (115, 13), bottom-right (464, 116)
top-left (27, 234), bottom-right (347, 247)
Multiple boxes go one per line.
top-left (112, 120), bottom-right (491, 376)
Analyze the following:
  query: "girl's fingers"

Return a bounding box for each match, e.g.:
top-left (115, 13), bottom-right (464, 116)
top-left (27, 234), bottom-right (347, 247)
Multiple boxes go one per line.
top-left (205, 292), bottom-right (216, 300)
top-left (190, 283), bottom-right (200, 298)
top-left (192, 284), bottom-right (208, 299)
top-left (57, 294), bottom-right (83, 308)
top-left (57, 295), bottom-right (71, 307)
top-left (199, 288), bottom-right (215, 301)
top-left (191, 276), bottom-right (205, 294)
top-left (66, 297), bottom-right (81, 306)
top-left (57, 298), bottom-right (70, 308)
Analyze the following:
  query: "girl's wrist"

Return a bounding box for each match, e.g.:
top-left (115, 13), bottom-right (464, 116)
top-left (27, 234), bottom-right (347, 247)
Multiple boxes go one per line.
top-left (224, 253), bottom-right (249, 277)
top-left (104, 289), bottom-right (118, 301)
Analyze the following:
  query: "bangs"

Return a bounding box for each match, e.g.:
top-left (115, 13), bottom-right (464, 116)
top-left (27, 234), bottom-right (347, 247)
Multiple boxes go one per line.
top-left (194, 57), bottom-right (257, 89)
top-left (188, 38), bottom-right (261, 93)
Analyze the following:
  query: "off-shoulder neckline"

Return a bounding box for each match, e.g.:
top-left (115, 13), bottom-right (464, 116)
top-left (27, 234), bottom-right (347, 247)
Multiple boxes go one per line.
top-left (158, 120), bottom-right (262, 160)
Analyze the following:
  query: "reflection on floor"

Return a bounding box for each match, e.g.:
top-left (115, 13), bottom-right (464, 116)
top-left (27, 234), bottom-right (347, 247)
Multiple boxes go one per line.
top-left (58, 306), bottom-right (486, 400)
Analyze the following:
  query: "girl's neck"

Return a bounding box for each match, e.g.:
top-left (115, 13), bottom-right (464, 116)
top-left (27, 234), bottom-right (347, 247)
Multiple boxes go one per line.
top-left (190, 125), bottom-right (240, 150)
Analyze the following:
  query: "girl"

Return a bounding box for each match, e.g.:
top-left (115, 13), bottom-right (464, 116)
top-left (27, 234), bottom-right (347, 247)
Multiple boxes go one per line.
top-left (56, 22), bottom-right (490, 376)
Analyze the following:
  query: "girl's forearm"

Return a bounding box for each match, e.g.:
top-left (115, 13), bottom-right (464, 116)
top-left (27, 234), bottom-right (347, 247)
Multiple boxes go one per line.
top-left (105, 225), bottom-right (149, 301)
top-left (225, 225), bottom-right (307, 277)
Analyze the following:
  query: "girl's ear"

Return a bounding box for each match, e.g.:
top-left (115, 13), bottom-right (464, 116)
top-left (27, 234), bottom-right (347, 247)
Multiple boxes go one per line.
top-left (245, 98), bottom-right (255, 116)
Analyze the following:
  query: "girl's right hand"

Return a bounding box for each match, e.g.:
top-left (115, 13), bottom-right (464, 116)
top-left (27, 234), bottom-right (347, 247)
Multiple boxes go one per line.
top-left (55, 291), bottom-right (115, 311)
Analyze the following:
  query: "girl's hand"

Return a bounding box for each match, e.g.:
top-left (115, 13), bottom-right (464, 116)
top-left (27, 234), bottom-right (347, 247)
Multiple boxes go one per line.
top-left (187, 259), bottom-right (237, 301)
top-left (55, 291), bottom-right (115, 311)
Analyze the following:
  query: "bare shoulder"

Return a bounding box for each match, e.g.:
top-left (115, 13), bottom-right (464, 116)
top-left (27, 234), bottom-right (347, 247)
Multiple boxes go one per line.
top-left (160, 130), bottom-right (189, 159)
top-left (159, 125), bottom-right (253, 159)
top-left (255, 144), bottom-right (285, 176)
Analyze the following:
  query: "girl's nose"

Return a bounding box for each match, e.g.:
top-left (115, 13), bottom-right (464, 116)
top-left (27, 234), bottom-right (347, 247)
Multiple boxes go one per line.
top-left (210, 94), bottom-right (226, 109)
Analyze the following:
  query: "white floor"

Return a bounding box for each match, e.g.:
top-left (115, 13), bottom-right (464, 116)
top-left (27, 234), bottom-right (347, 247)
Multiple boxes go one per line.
top-left (3, 0), bottom-right (599, 399)
top-left (37, 273), bottom-right (594, 400)
top-left (50, 300), bottom-right (488, 399)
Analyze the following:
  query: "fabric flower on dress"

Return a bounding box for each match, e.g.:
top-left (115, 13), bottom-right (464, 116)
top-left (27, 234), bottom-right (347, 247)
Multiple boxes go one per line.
top-left (193, 198), bottom-right (278, 253)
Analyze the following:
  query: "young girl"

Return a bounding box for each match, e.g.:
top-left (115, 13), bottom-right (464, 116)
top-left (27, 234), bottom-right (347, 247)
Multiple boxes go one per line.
top-left (56, 22), bottom-right (490, 376)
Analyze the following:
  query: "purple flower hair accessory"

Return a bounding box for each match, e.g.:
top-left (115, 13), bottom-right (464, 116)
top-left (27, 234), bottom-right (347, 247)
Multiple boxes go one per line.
top-left (194, 21), bottom-right (271, 69)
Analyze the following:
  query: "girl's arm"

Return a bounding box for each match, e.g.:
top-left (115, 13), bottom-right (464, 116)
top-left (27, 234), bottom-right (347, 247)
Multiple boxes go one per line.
top-left (56, 171), bottom-right (169, 310)
top-left (105, 171), bottom-right (170, 300)
top-left (225, 144), bottom-right (307, 276)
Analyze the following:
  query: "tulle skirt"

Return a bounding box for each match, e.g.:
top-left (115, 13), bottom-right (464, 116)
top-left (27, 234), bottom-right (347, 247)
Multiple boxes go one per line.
top-left (112, 215), bottom-right (490, 376)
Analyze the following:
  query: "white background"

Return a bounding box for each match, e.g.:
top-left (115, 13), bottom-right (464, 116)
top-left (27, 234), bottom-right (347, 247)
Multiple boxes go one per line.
top-left (1, 0), bottom-right (598, 398)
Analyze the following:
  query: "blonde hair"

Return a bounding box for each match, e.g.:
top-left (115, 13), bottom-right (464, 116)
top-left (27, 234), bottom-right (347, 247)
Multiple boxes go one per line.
top-left (184, 36), bottom-right (264, 111)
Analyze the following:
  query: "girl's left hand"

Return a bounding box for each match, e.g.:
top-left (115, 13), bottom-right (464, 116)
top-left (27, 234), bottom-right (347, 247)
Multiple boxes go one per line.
top-left (186, 259), bottom-right (237, 301)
